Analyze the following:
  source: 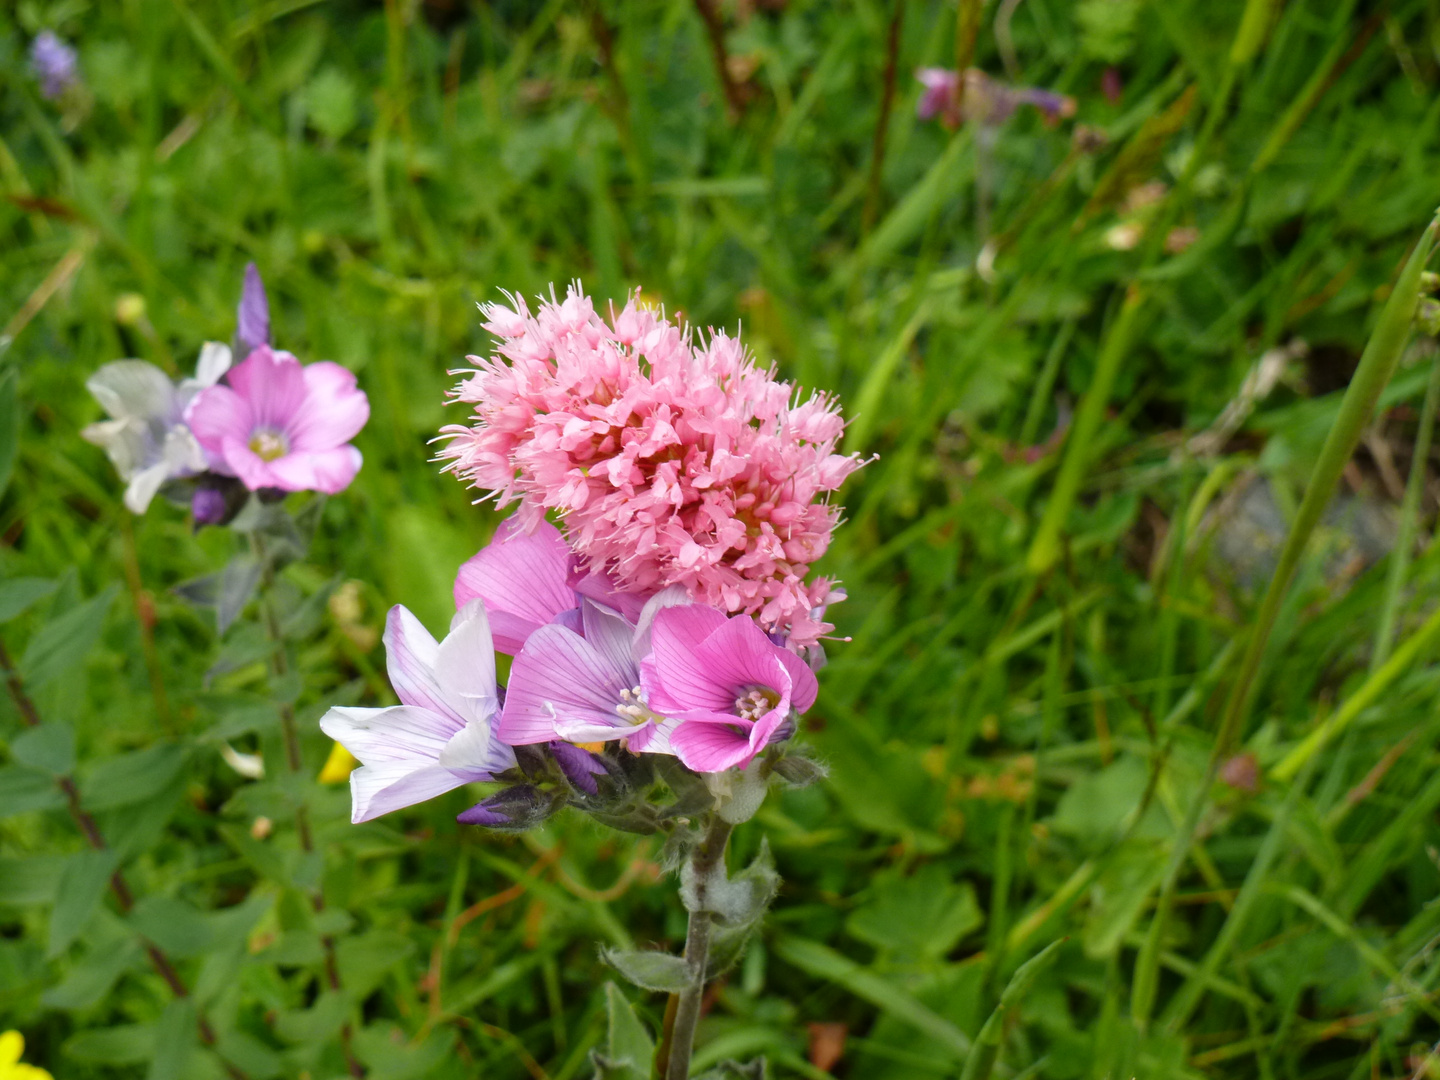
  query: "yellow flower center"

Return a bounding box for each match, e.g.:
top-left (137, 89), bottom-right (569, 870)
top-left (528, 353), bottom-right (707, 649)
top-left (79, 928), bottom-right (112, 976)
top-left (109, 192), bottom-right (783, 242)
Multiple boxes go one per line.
top-left (248, 429), bottom-right (288, 461)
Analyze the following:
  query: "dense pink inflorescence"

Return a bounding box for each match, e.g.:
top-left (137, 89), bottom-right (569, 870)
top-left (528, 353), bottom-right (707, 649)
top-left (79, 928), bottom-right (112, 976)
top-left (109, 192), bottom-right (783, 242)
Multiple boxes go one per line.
top-left (440, 285), bottom-right (863, 648)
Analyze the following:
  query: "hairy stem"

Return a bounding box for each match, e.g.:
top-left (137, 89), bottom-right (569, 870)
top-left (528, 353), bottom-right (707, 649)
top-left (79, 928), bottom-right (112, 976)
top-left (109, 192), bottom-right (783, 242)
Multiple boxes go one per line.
top-left (664, 815), bottom-right (735, 1080)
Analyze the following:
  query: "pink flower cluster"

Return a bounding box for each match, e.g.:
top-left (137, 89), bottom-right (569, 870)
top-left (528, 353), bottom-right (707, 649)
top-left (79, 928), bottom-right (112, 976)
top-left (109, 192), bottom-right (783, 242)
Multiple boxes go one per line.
top-left (439, 285), bottom-right (862, 648)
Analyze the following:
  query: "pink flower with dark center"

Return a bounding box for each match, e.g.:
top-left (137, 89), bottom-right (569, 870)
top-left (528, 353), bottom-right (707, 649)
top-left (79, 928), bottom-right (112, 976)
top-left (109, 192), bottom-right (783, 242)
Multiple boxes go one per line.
top-left (440, 285), bottom-right (863, 649)
top-left (640, 605), bottom-right (817, 772)
top-left (186, 345), bottom-right (368, 494)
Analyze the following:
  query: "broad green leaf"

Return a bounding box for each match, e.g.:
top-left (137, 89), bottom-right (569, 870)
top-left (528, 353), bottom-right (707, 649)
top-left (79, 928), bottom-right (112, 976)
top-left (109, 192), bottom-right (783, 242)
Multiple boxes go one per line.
top-left (275, 990), bottom-right (351, 1045)
top-left (48, 849), bottom-right (120, 957)
top-left (604, 982), bottom-right (654, 1073)
top-left (214, 1029), bottom-right (285, 1080)
top-left (353, 1024), bottom-right (456, 1080)
top-left (43, 938), bottom-right (142, 1011)
top-left (80, 742), bottom-right (185, 811)
top-left (129, 895), bottom-right (214, 957)
top-left (0, 855), bottom-right (65, 905)
top-left (847, 864), bottom-right (983, 959)
top-left (63, 1023), bottom-right (155, 1066)
top-left (336, 929), bottom-right (416, 998)
top-left (146, 998), bottom-right (198, 1080)
top-left (20, 584), bottom-right (118, 689)
top-left (11, 722), bottom-right (75, 775)
top-left (0, 577), bottom-right (57, 623)
top-left (0, 766), bottom-right (63, 818)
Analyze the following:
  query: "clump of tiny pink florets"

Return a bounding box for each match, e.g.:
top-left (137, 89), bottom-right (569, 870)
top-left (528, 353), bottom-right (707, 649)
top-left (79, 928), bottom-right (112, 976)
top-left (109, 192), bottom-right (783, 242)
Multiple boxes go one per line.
top-left (439, 284), bottom-right (864, 648)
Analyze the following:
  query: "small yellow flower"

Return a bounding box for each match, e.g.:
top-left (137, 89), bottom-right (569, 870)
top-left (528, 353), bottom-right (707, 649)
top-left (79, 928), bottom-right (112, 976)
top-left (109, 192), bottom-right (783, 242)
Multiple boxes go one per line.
top-left (318, 741), bottom-right (358, 784)
top-left (0, 1031), bottom-right (54, 1080)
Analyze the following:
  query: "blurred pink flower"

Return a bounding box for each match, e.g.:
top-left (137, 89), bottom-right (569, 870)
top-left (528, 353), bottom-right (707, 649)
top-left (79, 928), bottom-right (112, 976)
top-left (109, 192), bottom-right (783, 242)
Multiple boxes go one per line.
top-left (440, 285), bottom-right (862, 648)
top-left (186, 345), bottom-right (368, 494)
top-left (916, 67), bottom-right (961, 121)
top-left (916, 67), bottom-right (1076, 129)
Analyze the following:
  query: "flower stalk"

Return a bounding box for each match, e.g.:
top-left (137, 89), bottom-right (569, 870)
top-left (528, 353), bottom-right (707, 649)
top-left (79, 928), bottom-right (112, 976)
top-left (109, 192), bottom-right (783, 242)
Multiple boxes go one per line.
top-left (662, 813), bottom-right (735, 1080)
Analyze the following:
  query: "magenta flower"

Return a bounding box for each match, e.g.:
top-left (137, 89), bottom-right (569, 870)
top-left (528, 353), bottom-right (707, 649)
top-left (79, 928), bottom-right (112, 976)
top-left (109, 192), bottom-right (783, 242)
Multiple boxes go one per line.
top-left (498, 598), bottom-right (677, 754)
top-left (441, 286), bottom-right (863, 648)
top-left (320, 602), bottom-right (515, 823)
top-left (454, 517), bottom-right (650, 655)
top-left (185, 345), bottom-right (368, 494)
top-left (641, 605), bottom-right (817, 772)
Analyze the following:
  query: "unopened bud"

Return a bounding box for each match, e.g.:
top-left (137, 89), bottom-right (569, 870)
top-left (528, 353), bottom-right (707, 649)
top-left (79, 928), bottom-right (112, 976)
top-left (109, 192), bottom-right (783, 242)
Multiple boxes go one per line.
top-left (1418, 297), bottom-right (1440, 338)
top-left (192, 487), bottom-right (228, 526)
top-left (457, 784), bottom-right (559, 831)
top-left (548, 740), bottom-right (606, 796)
top-left (115, 292), bottom-right (146, 326)
top-left (1420, 271), bottom-right (1440, 296)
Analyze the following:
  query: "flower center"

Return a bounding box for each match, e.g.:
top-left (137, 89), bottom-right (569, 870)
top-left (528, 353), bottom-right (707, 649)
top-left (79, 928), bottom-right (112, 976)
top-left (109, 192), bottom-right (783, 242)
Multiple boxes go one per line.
top-left (614, 686), bottom-right (652, 726)
top-left (249, 429), bottom-right (288, 461)
top-left (733, 687), bottom-right (780, 721)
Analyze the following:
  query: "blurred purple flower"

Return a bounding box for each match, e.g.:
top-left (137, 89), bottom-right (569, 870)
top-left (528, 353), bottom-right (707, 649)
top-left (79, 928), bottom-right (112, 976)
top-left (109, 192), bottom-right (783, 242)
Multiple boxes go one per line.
top-left (236, 263), bottom-right (271, 356)
top-left (916, 67), bottom-right (1076, 129)
top-left (191, 487), bottom-right (228, 526)
top-left (320, 601), bottom-right (516, 823)
top-left (30, 31), bottom-right (79, 100)
top-left (185, 344), bottom-right (369, 494)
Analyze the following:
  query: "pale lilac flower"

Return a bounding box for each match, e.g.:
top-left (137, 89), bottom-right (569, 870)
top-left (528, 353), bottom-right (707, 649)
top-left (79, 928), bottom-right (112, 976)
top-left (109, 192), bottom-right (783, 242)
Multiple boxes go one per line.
top-left (916, 67), bottom-right (960, 121)
top-left (916, 67), bottom-right (1076, 128)
top-left (641, 605), bottom-right (817, 773)
top-left (440, 285), bottom-right (863, 649)
top-left (30, 31), bottom-right (78, 100)
top-left (236, 262), bottom-right (271, 356)
top-left (83, 342), bottom-right (232, 513)
top-left (320, 601), bottom-right (515, 823)
top-left (185, 345), bottom-right (368, 494)
top-left (499, 598), bottom-right (677, 754)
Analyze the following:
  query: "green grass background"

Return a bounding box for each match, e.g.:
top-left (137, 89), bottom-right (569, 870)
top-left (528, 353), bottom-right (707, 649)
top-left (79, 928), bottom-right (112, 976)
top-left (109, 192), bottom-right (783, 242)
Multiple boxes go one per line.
top-left (4, 0), bottom-right (1440, 1077)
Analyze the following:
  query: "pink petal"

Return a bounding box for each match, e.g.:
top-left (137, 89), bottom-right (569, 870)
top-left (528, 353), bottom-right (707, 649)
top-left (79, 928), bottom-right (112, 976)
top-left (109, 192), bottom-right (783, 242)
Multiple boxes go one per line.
top-left (498, 624), bottom-right (634, 745)
top-left (383, 606), bottom-right (465, 725)
top-left (287, 361), bottom-right (369, 452)
top-left (186, 384), bottom-right (254, 454)
top-left (265, 445), bottom-right (363, 493)
top-left (693, 616), bottom-right (793, 702)
top-left (225, 346), bottom-right (308, 431)
top-left (220, 435), bottom-right (279, 490)
top-left (641, 606), bottom-right (748, 715)
top-left (580, 599), bottom-right (639, 684)
top-left (670, 718), bottom-right (758, 772)
top-left (453, 517), bottom-right (576, 653)
top-left (776, 647), bottom-right (819, 713)
top-left (571, 567), bottom-right (650, 623)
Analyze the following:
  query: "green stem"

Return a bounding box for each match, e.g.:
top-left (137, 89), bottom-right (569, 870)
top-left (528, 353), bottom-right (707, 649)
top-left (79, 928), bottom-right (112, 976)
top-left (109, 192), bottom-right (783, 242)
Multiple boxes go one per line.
top-left (1371, 347), bottom-right (1440, 669)
top-left (1026, 286), bottom-right (1146, 574)
top-left (664, 814), bottom-right (735, 1080)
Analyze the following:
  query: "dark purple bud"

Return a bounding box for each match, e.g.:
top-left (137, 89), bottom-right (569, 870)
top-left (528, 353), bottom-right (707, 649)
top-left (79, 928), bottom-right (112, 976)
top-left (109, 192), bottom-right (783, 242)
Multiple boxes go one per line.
top-left (30, 31), bottom-right (79, 101)
top-left (192, 487), bottom-right (228, 526)
top-left (236, 263), bottom-right (271, 356)
top-left (457, 784), bottom-right (557, 831)
top-left (549, 741), bottom-right (606, 796)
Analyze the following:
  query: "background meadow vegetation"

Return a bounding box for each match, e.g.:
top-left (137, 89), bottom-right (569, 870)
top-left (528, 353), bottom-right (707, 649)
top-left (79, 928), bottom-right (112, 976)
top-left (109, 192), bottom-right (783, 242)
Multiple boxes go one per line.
top-left (4, 0), bottom-right (1440, 1077)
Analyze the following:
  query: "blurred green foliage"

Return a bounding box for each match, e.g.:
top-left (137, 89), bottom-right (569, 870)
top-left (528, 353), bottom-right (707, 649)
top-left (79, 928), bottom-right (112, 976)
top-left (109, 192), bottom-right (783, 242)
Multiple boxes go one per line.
top-left (4, 0), bottom-right (1440, 1077)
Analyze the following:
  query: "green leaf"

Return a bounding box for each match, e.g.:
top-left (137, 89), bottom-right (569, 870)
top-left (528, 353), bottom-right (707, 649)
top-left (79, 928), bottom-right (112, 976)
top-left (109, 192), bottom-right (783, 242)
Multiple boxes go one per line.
top-left (0, 366), bottom-right (19, 498)
top-left (353, 1024), bottom-right (457, 1079)
top-left (336, 929), bottom-right (415, 998)
top-left (847, 864), bottom-right (983, 960)
top-left (130, 895), bottom-right (215, 957)
top-left (48, 849), bottom-right (120, 957)
top-left (20, 584), bottom-right (118, 689)
top-left (276, 990), bottom-right (351, 1045)
top-left (772, 935), bottom-right (971, 1059)
top-left (146, 998), bottom-right (198, 1080)
top-left (960, 939), bottom-right (1065, 1080)
top-left (0, 577), bottom-right (58, 623)
top-left (0, 855), bottom-right (65, 905)
top-left (601, 947), bottom-right (695, 993)
top-left (11, 722), bottom-right (75, 775)
top-left (603, 982), bottom-right (654, 1074)
top-left (43, 937), bottom-right (143, 1010)
top-left (0, 766), bottom-right (63, 818)
top-left (63, 1023), bottom-right (155, 1066)
top-left (80, 742), bottom-right (185, 811)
